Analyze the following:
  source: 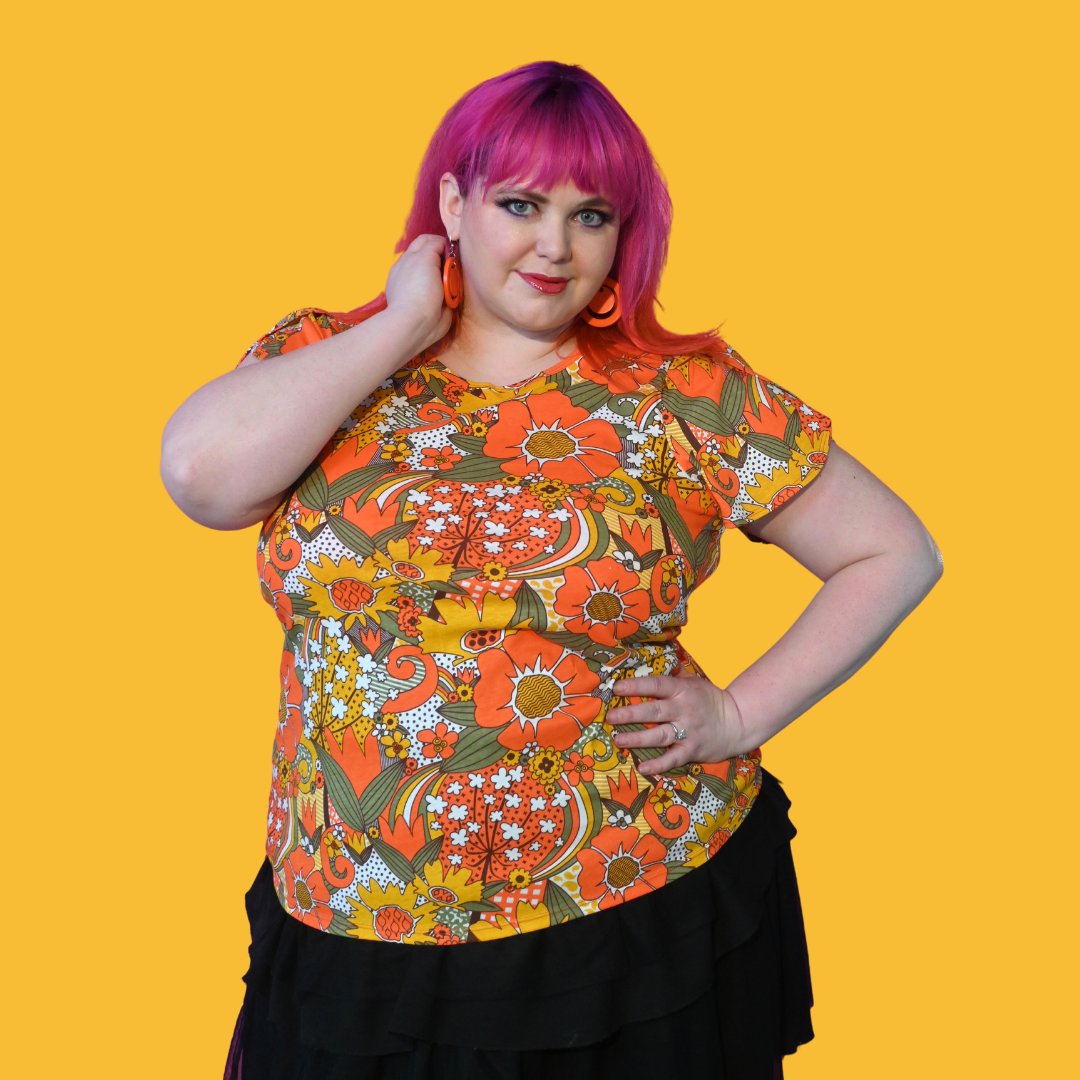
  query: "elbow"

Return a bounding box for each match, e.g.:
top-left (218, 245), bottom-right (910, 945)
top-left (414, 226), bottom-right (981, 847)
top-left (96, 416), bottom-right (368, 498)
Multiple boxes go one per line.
top-left (160, 433), bottom-right (245, 530)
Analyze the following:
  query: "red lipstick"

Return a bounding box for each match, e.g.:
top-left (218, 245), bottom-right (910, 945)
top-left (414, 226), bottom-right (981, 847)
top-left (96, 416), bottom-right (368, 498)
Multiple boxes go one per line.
top-left (517, 271), bottom-right (569, 295)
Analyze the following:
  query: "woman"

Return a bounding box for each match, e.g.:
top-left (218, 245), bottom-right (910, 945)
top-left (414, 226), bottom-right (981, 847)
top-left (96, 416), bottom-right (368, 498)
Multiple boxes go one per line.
top-left (162, 61), bottom-right (941, 1079)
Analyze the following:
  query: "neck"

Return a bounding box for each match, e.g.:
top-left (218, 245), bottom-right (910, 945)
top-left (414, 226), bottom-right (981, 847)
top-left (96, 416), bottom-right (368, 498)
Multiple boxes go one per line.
top-left (436, 307), bottom-right (576, 385)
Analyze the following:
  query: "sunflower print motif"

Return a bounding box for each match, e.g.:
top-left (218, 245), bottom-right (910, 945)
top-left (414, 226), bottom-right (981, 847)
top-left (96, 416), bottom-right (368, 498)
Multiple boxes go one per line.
top-left (250, 308), bottom-right (832, 943)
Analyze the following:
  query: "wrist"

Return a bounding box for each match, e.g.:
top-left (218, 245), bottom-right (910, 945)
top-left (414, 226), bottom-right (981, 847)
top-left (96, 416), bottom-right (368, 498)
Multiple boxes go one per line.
top-left (370, 305), bottom-right (438, 360)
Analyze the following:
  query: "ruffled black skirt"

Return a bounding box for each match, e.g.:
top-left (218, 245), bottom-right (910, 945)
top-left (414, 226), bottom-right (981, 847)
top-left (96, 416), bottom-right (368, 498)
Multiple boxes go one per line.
top-left (225, 770), bottom-right (812, 1080)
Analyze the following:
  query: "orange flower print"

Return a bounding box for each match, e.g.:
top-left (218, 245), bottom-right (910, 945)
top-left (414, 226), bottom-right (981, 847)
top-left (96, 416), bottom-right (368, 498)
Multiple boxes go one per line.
top-left (577, 825), bottom-right (668, 910)
top-left (421, 446), bottom-right (462, 470)
top-left (571, 487), bottom-right (607, 512)
top-left (553, 557), bottom-right (651, 647)
top-left (562, 750), bottom-right (595, 785)
top-left (482, 391), bottom-right (622, 483)
top-left (281, 849), bottom-right (334, 930)
top-left (417, 721), bottom-right (459, 760)
top-left (473, 629), bottom-right (601, 750)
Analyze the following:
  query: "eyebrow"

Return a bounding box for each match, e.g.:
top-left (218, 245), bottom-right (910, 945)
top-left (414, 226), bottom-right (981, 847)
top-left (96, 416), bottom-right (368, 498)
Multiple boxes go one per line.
top-left (494, 186), bottom-right (614, 212)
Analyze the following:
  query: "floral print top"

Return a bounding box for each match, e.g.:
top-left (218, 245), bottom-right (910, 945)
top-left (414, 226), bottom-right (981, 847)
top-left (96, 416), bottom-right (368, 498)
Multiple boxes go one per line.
top-left (250, 308), bottom-right (832, 944)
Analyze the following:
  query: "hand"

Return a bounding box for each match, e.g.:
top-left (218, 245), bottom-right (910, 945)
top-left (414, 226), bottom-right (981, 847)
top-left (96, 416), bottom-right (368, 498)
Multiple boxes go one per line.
top-left (606, 667), bottom-right (747, 776)
top-left (382, 233), bottom-right (454, 354)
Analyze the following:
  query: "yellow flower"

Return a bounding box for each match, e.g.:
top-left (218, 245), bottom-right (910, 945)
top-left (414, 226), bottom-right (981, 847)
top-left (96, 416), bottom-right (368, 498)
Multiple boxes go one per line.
top-left (382, 713), bottom-right (399, 731)
top-left (299, 553), bottom-right (398, 630)
top-left (482, 561), bottom-right (508, 582)
top-left (528, 747), bottom-right (562, 783)
top-left (415, 859), bottom-right (484, 909)
top-left (507, 868), bottom-right (532, 890)
top-left (372, 538), bottom-right (453, 585)
top-left (501, 749), bottom-right (521, 766)
top-left (471, 420), bottom-right (489, 437)
top-left (415, 592), bottom-right (521, 656)
top-left (456, 684), bottom-right (474, 702)
top-left (346, 879), bottom-right (437, 943)
top-left (528, 478), bottom-right (572, 507)
top-left (327, 504), bottom-right (342, 516)
top-left (380, 731), bottom-right (411, 759)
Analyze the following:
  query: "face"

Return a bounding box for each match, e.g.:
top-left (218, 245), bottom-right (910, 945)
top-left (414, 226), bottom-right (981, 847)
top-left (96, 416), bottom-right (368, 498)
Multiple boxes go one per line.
top-left (440, 175), bottom-right (620, 335)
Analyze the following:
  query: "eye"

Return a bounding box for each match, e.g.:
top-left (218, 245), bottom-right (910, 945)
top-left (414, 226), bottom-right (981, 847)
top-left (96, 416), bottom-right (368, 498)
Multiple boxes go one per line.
top-left (576, 208), bottom-right (609, 228)
top-left (497, 198), bottom-right (536, 217)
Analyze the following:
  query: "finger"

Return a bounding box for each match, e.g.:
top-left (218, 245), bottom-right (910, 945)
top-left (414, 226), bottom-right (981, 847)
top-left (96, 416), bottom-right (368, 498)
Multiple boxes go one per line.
top-left (638, 745), bottom-right (693, 776)
top-left (606, 699), bottom-right (674, 725)
top-left (610, 722), bottom-right (677, 749)
top-left (610, 675), bottom-right (682, 699)
top-left (407, 233), bottom-right (446, 253)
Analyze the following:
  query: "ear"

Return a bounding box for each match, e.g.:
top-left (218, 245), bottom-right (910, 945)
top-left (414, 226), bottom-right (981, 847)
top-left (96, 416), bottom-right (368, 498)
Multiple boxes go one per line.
top-left (439, 173), bottom-right (464, 242)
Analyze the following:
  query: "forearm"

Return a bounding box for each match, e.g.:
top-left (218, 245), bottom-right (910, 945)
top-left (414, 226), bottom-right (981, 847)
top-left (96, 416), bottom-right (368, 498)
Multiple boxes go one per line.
top-left (726, 542), bottom-right (942, 752)
top-left (160, 310), bottom-right (427, 530)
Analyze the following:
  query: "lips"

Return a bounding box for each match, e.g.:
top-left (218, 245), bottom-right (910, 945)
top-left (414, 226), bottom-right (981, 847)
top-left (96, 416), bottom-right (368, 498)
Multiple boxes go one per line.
top-left (517, 272), bottom-right (569, 295)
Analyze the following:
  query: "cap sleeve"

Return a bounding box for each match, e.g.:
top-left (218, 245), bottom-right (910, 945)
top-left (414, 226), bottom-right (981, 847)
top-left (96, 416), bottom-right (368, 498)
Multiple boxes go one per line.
top-left (237, 307), bottom-right (349, 367)
top-left (662, 348), bottom-right (832, 532)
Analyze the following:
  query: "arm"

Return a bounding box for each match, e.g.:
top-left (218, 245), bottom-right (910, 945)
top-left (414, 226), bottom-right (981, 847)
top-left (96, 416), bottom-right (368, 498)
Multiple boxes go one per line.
top-left (607, 444), bottom-right (943, 775)
top-left (160, 235), bottom-right (452, 530)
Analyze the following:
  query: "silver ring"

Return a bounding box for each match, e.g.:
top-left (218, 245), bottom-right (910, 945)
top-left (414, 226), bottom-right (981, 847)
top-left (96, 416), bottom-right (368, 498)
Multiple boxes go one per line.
top-left (668, 722), bottom-right (687, 742)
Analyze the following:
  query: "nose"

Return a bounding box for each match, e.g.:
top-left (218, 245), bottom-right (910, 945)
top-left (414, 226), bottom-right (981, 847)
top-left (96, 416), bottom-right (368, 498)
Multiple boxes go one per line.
top-left (534, 216), bottom-right (572, 265)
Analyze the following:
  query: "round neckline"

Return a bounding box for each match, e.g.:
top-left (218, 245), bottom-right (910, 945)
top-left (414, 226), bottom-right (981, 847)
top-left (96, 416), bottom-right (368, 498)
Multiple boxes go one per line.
top-left (422, 347), bottom-right (580, 390)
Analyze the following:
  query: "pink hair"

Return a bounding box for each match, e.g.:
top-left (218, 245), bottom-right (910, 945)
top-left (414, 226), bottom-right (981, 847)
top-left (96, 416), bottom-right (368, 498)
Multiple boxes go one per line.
top-left (348, 61), bottom-right (726, 364)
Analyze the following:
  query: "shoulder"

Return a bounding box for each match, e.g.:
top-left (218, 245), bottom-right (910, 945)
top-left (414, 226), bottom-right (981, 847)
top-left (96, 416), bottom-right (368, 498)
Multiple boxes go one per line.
top-left (242, 307), bottom-right (365, 365)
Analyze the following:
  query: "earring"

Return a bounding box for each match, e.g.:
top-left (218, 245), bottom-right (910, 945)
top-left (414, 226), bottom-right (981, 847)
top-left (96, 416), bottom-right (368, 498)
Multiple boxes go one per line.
top-left (582, 277), bottom-right (620, 327)
top-left (442, 237), bottom-right (462, 309)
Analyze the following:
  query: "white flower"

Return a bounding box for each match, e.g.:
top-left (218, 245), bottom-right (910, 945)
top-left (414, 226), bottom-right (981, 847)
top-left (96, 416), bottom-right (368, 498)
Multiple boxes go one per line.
top-left (484, 521), bottom-right (508, 536)
top-left (432, 500), bottom-right (453, 512)
top-left (323, 617), bottom-right (343, 637)
top-left (551, 789), bottom-right (571, 807)
top-left (539, 819), bottom-right (556, 833)
top-left (337, 637), bottom-right (351, 653)
top-left (500, 821), bottom-right (523, 841)
top-left (547, 507), bottom-right (572, 522)
top-left (495, 501), bottom-right (514, 513)
top-left (450, 829), bottom-right (468, 847)
top-left (482, 541), bottom-right (503, 553)
top-left (448, 853), bottom-right (463, 865)
top-left (417, 536), bottom-right (434, 545)
top-left (426, 794), bottom-right (448, 815)
top-left (469, 772), bottom-right (485, 788)
top-left (504, 847), bottom-right (522, 861)
top-left (511, 541), bottom-right (528, 550)
top-left (505, 485), bottom-right (522, 494)
top-left (467, 821), bottom-right (482, 833)
top-left (809, 421), bottom-right (820, 432)
top-left (646, 424), bottom-right (663, 437)
top-left (483, 793), bottom-right (496, 805)
top-left (544, 544), bottom-right (555, 554)
top-left (554, 837), bottom-right (564, 846)
top-left (335, 664), bottom-right (349, 682)
top-left (361, 700), bottom-right (378, 718)
top-left (446, 782), bottom-right (463, 794)
top-left (447, 514), bottom-right (463, 524)
top-left (509, 766), bottom-right (524, 782)
top-left (490, 809), bottom-right (503, 822)
top-left (529, 841), bottom-right (541, 851)
top-left (491, 768), bottom-right (513, 790)
top-left (357, 654), bottom-right (376, 673)
top-left (800, 403), bottom-right (813, 415)
top-left (504, 793), bottom-right (522, 808)
top-left (613, 551), bottom-right (642, 571)
top-left (522, 507), bottom-right (542, 518)
top-left (387, 688), bottom-right (399, 701)
top-left (310, 641), bottom-right (322, 655)
top-left (303, 670), bottom-right (314, 688)
top-left (474, 511), bottom-right (490, 519)
top-left (355, 673), bottom-right (371, 690)
top-left (425, 517), bottom-right (447, 533)
top-left (330, 697), bottom-right (347, 720)
top-left (530, 796), bottom-right (547, 812)
top-left (608, 808), bottom-right (632, 826)
top-left (408, 489), bottom-right (432, 505)
top-left (323, 684), bottom-right (333, 696)
top-left (485, 485), bottom-right (506, 497)
top-left (461, 484), bottom-right (477, 493)
top-left (435, 486), bottom-right (451, 494)
top-left (626, 451), bottom-right (645, 468)
top-left (472, 497), bottom-right (486, 508)
top-left (303, 698), bottom-right (314, 717)
top-left (627, 430), bottom-right (648, 445)
top-left (448, 804), bottom-right (468, 821)
top-left (529, 526), bottom-right (548, 538)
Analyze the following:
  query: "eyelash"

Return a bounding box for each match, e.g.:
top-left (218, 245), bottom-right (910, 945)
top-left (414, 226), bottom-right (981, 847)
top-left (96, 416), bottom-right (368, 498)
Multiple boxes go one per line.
top-left (494, 198), bottom-right (611, 228)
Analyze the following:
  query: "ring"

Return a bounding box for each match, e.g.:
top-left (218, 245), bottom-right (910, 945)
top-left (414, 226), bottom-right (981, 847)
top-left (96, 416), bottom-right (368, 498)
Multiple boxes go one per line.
top-left (668, 722), bottom-right (687, 742)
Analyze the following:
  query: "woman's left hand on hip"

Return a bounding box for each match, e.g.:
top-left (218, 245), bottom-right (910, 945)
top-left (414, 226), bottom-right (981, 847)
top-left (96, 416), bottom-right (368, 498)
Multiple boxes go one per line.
top-left (606, 666), bottom-right (746, 776)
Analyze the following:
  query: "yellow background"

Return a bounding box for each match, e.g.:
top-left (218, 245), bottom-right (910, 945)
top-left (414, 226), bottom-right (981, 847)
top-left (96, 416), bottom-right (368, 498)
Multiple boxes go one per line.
top-left (3, 1), bottom-right (1076, 1075)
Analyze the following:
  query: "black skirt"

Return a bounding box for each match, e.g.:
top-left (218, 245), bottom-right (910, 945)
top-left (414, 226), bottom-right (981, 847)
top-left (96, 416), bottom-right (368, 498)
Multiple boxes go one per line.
top-left (225, 770), bottom-right (813, 1080)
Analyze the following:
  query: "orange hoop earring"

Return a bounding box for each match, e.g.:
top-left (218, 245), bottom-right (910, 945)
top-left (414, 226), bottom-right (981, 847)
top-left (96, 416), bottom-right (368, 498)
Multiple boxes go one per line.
top-left (582, 277), bottom-right (620, 327)
top-left (442, 238), bottom-right (462, 309)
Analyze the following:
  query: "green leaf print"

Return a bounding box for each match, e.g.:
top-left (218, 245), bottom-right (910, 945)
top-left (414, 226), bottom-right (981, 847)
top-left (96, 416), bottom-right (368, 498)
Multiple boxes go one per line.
top-left (744, 432), bottom-right (793, 461)
top-left (721, 441), bottom-right (749, 469)
top-left (326, 461), bottom-right (395, 502)
top-left (373, 520), bottom-right (416, 550)
top-left (438, 453), bottom-right (513, 483)
top-left (295, 467), bottom-right (329, 510)
top-left (718, 368), bottom-right (747, 426)
top-left (700, 772), bottom-right (735, 803)
top-left (411, 834), bottom-right (444, 874)
top-left (437, 701), bottom-right (478, 725)
top-left (325, 514), bottom-right (376, 558)
top-left (566, 380), bottom-right (612, 414)
top-left (542, 879), bottom-right (583, 923)
top-left (661, 387), bottom-right (735, 438)
top-left (481, 880), bottom-right (508, 899)
top-left (440, 726), bottom-right (507, 773)
top-left (462, 899), bottom-right (502, 913)
top-left (317, 745), bottom-right (366, 832)
top-left (357, 758), bottom-right (407, 828)
top-left (784, 406), bottom-right (802, 448)
top-left (648, 487), bottom-right (696, 560)
top-left (510, 581), bottom-right (547, 631)
top-left (448, 434), bottom-right (487, 456)
top-left (371, 836), bottom-right (418, 885)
